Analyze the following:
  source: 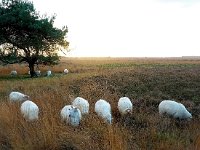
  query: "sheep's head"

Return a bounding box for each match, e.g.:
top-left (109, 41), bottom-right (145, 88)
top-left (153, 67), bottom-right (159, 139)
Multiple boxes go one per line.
top-left (70, 108), bottom-right (81, 126)
top-left (105, 114), bottom-right (112, 124)
top-left (23, 95), bottom-right (30, 101)
top-left (186, 112), bottom-right (192, 121)
top-left (125, 108), bottom-right (132, 114)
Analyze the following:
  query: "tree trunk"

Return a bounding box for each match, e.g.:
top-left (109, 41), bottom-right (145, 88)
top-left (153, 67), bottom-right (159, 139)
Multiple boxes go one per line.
top-left (28, 62), bottom-right (35, 78)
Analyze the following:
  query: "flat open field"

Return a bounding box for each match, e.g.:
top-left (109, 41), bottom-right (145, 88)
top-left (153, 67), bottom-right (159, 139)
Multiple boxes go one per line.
top-left (0, 57), bottom-right (200, 150)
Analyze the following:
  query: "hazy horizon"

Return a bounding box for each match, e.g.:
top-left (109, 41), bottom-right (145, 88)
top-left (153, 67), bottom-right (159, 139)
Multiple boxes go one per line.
top-left (33, 0), bottom-right (200, 57)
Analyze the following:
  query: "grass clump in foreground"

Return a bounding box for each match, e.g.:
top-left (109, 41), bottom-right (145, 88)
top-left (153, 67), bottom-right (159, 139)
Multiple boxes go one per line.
top-left (0, 57), bottom-right (200, 149)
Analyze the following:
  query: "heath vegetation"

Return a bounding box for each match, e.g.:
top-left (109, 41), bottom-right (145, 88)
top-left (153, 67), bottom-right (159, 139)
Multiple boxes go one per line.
top-left (0, 57), bottom-right (200, 150)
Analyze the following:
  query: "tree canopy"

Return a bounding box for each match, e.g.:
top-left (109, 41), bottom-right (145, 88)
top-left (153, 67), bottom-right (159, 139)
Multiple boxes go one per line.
top-left (0, 0), bottom-right (69, 77)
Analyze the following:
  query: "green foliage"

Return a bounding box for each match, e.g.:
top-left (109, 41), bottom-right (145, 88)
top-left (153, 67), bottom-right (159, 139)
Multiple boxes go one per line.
top-left (38, 53), bottom-right (60, 65)
top-left (0, 43), bottom-right (21, 64)
top-left (0, 0), bottom-right (69, 76)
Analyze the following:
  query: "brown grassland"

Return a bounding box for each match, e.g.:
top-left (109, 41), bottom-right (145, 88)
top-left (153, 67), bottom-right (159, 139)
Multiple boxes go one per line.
top-left (0, 57), bottom-right (200, 150)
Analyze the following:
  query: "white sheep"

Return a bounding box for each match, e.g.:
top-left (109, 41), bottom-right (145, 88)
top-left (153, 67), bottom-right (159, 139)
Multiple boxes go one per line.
top-left (63, 69), bottom-right (69, 74)
top-left (47, 70), bottom-right (52, 76)
top-left (158, 100), bottom-right (192, 120)
top-left (69, 107), bottom-right (82, 126)
top-left (60, 105), bottom-right (82, 126)
top-left (60, 105), bottom-right (73, 123)
top-left (118, 97), bottom-right (133, 115)
top-left (95, 99), bottom-right (112, 124)
top-left (9, 91), bottom-right (30, 102)
top-left (72, 97), bottom-right (89, 115)
top-left (35, 70), bottom-right (41, 76)
top-left (28, 70), bottom-right (41, 76)
top-left (10, 70), bottom-right (17, 76)
top-left (20, 100), bottom-right (39, 121)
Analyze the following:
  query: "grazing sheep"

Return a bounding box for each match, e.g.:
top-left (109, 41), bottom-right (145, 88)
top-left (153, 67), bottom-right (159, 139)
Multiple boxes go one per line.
top-left (64, 69), bottom-right (69, 74)
top-left (72, 97), bottom-right (89, 115)
top-left (158, 100), bottom-right (192, 120)
top-left (10, 70), bottom-right (17, 76)
top-left (47, 70), bottom-right (52, 76)
top-left (60, 105), bottom-right (82, 126)
top-left (9, 91), bottom-right (29, 102)
top-left (95, 99), bottom-right (112, 124)
top-left (70, 107), bottom-right (82, 126)
top-left (20, 100), bottom-right (39, 121)
top-left (118, 97), bottom-right (133, 115)
top-left (61, 105), bottom-right (73, 122)
top-left (28, 70), bottom-right (41, 76)
top-left (35, 70), bottom-right (41, 76)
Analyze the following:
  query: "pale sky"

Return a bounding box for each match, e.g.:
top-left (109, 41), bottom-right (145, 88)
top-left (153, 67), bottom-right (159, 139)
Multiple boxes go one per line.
top-left (32, 0), bottom-right (200, 57)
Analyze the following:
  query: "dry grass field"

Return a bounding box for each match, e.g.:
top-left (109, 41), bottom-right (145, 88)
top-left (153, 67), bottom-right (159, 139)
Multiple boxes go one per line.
top-left (0, 57), bottom-right (200, 150)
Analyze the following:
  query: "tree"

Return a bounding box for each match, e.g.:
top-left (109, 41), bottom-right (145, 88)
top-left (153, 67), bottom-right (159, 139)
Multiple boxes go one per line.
top-left (0, 0), bottom-right (69, 77)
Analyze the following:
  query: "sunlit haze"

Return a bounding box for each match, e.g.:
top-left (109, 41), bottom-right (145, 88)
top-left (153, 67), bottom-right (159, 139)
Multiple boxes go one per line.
top-left (32, 0), bottom-right (200, 57)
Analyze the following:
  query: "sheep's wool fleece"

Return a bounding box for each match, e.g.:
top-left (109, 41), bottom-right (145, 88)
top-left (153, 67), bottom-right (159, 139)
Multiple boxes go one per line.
top-left (21, 100), bottom-right (39, 121)
top-left (95, 99), bottom-right (112, 124)
top-left (118, 97), bottom-right (133, 114)
top-left (61, 105), bottom-right (74, 122)
top-left (158, 100), bottom-right (192, 119)
top-left (9, 91), bottom-right (28, 102)
top-left (72, 97), bottom-right (89, 115)
top-left (60, 105), bottom-right (82, 125)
